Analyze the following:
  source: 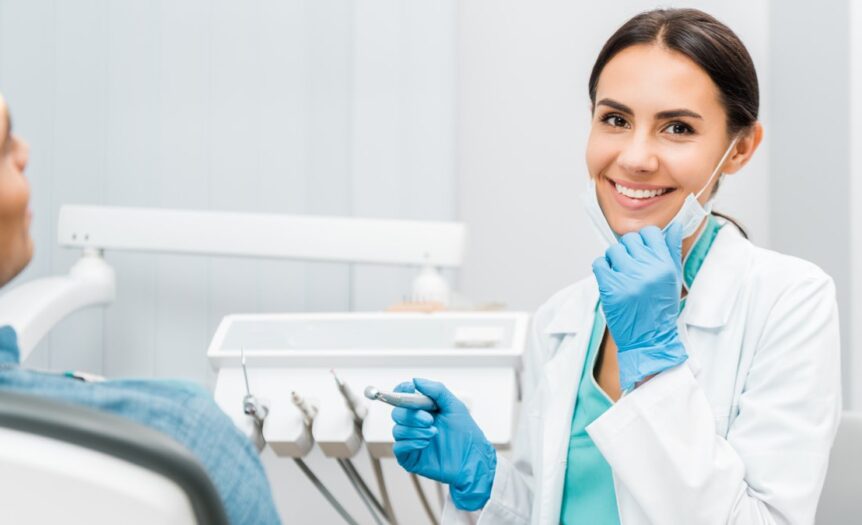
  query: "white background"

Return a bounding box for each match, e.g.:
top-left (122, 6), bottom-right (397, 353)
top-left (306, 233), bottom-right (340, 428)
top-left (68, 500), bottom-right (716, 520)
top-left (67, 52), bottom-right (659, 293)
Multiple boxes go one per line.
top-left (851, 0), bottom-right (861, 410)
top-left (0, 1), bottom-right (856, 523)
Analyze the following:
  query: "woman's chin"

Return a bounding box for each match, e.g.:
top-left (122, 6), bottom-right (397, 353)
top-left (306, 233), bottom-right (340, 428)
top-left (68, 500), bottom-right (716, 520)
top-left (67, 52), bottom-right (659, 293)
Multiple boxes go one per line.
top-left (609, 216), bottom-right (670, 236)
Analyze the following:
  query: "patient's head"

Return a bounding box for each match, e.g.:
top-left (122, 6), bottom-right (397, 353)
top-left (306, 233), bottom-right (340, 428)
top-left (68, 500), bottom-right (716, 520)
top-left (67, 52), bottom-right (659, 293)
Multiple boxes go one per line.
top-left (0, 93), bottom-right (33, 287)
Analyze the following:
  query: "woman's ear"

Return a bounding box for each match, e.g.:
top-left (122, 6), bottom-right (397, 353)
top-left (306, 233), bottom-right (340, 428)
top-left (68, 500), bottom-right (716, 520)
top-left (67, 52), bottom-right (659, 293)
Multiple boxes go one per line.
top-left (723, 121), bottom-right (764, 175)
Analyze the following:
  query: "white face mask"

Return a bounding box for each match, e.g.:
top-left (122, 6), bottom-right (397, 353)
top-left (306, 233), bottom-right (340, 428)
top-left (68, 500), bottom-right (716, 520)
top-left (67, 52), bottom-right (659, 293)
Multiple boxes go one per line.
top-left (581, 134), bottom-right (741, 249)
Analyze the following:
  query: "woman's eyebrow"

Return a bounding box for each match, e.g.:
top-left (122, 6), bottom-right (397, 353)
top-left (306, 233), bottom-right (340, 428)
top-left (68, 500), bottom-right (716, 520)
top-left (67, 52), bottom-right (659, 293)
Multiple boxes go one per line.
top-left (597, 99), bottom-right (703, 121)
top-left (655, 108), bottom-right (703, 120)
top-left (596, 98), bottom-right (633, 115)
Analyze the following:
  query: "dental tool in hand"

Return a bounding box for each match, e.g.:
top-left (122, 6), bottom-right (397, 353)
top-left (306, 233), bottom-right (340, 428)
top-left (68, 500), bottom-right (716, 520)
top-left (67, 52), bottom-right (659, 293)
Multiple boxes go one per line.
top-left (364, 386), bottom-right (438, 411)
top-left (365, 383), bottom-right (442, 524)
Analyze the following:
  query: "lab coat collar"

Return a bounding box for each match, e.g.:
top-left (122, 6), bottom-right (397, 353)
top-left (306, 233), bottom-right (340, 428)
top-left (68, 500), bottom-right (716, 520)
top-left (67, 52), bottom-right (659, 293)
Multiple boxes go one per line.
top-left (683, 225), bottom-right (752, 328)
top-left (539, 302), bottom-right (593, 523)
top-left (542, 223), bottom-right (751, 335)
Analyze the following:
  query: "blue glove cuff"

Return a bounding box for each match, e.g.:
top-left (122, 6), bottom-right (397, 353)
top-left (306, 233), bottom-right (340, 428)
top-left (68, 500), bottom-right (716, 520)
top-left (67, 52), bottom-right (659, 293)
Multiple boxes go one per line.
top-left (617, 340), bottom-right (688, 391)
top-left (449, 439), bottom-right (497, 511)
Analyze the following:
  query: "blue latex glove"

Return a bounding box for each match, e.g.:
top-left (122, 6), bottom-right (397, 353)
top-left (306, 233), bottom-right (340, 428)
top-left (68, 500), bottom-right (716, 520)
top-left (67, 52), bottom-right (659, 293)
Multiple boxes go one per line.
top-left (390, 378), bottom-right (497, 511)
top-left (591, 222), bottom-right (688, 391)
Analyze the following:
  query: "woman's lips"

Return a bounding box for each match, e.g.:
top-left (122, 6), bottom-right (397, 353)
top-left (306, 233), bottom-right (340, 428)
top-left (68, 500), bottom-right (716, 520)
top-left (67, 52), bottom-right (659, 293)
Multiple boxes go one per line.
top-left (606, 177), bottom-right (676, 211)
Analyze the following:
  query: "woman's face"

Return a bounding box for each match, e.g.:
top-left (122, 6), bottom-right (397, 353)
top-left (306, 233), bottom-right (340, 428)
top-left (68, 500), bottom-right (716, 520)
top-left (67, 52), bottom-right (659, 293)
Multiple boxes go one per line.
top-left (0, 94), bottom-right (33, 287)
top-left (587, 43), bottom-right (746, 237)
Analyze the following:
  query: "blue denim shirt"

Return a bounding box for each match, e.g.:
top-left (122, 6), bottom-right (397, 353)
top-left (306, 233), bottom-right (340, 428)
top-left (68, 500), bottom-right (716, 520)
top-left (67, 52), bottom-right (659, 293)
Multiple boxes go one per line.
top-left (0, 326), bottom-right (281, 525)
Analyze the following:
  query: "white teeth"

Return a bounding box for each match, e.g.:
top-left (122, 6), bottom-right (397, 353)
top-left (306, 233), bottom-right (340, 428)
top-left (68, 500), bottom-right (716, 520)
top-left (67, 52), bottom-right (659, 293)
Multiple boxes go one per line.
top-left (614, 182), bottom-right (670, 199)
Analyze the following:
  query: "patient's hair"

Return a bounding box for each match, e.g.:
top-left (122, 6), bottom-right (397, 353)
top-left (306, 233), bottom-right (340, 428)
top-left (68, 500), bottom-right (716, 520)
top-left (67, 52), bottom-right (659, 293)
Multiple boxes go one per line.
top-left (589, 8), bottom-right (758, 137)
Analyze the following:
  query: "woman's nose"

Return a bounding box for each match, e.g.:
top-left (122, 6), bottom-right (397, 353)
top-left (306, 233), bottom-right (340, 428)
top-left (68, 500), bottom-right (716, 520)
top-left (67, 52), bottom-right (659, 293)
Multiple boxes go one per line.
top-left (616, 134), bottom-right (659, 175)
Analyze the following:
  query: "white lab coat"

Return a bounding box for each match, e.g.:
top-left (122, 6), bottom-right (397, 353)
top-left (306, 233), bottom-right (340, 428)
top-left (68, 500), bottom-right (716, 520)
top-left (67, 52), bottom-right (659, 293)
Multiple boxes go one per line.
top-left (443, 223), bottom-right (842, 525)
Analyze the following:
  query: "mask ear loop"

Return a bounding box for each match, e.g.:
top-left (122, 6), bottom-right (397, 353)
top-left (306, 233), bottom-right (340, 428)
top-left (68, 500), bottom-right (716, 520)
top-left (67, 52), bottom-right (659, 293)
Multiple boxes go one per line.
top-left (695, 134), bottom-right (742, 200)
top-left (680, 134), bottom-right (742, 292)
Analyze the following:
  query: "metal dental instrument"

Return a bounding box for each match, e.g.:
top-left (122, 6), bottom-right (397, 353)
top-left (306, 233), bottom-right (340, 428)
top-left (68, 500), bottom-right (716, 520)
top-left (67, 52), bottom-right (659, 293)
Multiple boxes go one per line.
top-left (293, 458), bottom-right (360, 525)
top-left (239, 351), bottom-right (358, 524)
top-left (282, 389), bottom-right (360, 525)
top-left (241, 347), bottom-right (268, 453)
top-left (292, 390), bottom-right (386, 525)
top-left (411, 474), bottom-right (440, 525)
top-left (291, 390), bottom-right (318, 428)
top-left (331, 370), bottom-right (367, 427)
top-left (364, 386), bottom-right (438, 411)
top-left (364, 384), bottom-right (440, 524)
top-left (337, 457), bottom-right (387, 525)
top-left (331, 370), bottom-right (397, 525)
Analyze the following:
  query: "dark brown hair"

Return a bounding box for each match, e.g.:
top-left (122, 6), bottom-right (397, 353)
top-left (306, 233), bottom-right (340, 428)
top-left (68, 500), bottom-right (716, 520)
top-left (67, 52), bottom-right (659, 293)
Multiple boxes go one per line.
top-left (589, 8), bottom-right (759, 136)
top-left (589, 8), bottom-right (758, 237)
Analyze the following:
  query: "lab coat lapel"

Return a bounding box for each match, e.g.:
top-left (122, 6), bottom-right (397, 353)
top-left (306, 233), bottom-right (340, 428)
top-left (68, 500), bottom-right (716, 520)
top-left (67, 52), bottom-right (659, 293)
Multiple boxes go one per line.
top-left (676, 225), bottom-right (751, 378)
top-left (538, 281), bottom-right (598, 524)
top-left (682, 225), bottom-right (752, 329)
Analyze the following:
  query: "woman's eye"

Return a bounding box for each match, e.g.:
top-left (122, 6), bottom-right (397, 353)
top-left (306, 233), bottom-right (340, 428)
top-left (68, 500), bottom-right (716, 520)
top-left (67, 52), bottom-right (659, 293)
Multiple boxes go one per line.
top-left (663, 122), bottom-right (694, 135)
top-left (601, 114), bottom-right (629, 128)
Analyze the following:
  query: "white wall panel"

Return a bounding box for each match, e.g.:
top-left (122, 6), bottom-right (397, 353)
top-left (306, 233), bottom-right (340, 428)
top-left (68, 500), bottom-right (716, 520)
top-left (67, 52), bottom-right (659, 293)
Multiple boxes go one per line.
top-left (255, 0), bottom-right (311, 317)
top-left (301, 0), bottom-right (355, 314)
top-left (351, 0), bottom-right (457, 310)
top-left (0, 1), bottom-right (456, 523)
top-left (101, 1), bottom-right (162, 377)
top-left (155, 0), bottom-right (211, 381)
top-left (768, 0), bottom-right (852, 404)
top-left (46, 0), bottom-right (109, 374)
top-left (851, 0), bottom-right (862, 409)
top-left (207, 0), bottom-right (267, 388)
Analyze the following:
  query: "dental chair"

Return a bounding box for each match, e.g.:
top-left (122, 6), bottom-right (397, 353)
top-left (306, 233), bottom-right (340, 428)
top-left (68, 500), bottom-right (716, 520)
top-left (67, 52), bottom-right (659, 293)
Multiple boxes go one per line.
top-left (815, 411), bottom-right (862, 524)
top-left (0, 390), bottom-right (229, 525)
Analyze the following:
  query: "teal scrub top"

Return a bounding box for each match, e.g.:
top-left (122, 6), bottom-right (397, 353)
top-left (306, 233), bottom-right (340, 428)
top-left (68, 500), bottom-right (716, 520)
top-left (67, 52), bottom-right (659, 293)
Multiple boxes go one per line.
top-left (559, 216), bottom-right (723, 524)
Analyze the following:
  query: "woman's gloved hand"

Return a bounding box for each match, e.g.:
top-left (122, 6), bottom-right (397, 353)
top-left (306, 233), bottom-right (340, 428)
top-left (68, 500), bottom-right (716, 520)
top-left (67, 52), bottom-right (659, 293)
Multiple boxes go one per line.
top-left (390, 378), bottom-right (497, 511)
top-left (591, 222), bottom-right (688, 391)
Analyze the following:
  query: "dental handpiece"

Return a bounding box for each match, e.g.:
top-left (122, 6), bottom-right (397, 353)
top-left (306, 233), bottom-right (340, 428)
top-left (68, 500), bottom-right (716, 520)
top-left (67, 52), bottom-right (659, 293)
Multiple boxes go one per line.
top-left (291, 390), bottom-right (318, 429)
top-left (364, 386), bottom-right (437, 411)
top-left (240, 347), bottom-right (268, 453)
top-left (331, 369), bottom-right (368, 426)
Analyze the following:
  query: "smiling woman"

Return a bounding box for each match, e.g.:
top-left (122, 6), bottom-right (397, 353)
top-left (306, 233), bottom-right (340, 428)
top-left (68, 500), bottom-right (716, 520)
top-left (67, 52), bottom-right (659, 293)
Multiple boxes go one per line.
top-left (389, 7), bottom-right (841, 525)
top-left (585, 10), bottom-right (763, 254)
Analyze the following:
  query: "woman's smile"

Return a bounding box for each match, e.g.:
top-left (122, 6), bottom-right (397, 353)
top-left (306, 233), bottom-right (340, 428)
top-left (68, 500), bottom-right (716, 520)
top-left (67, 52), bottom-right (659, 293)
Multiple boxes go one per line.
top-left (603, 175), bottom-right (677, 211)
